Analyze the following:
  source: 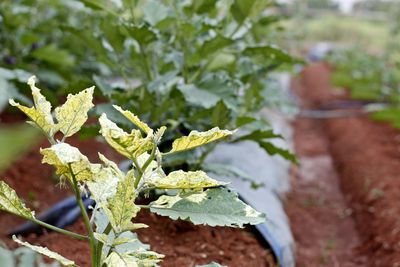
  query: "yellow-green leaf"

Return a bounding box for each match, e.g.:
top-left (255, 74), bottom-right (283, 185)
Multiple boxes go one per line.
top-left (99, 114), bottom-right (153, 159)
top-left (0, 181), bottom-right (35, 219)
top-left (41, 143), bottom-right (94, 182)
top-left (9, 76), bottom-right (55, 136)
top-left (104, 251), bottom-right (163, 267)
top-left (168, 127), bottom-right (234, 154)
top-left (148, 170), bottom-right (225, 189)
top-left (87, 166), bottom-right (119, 204)
top-left (103, 172), bottom-right (140, 233)
top-left (12, 236), bottom-right (77, 267)
top-left (113, 105), bottom-right (152, 134)
top-left (104, 252), bottom-right (139, 267)
top-left (55, 87), bottom-right (94, 137)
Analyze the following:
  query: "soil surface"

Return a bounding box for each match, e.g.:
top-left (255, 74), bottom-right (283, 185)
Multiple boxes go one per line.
top-left (0, 123), bottom-right (274, 267)
top-left (287, 62), bottom-right (400, 267)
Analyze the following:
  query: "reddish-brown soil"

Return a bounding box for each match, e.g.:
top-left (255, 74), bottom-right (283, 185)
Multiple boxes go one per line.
top-left (0, 122), bottom-right (274, 266)
top-left (288, 62), bottom-right (400, 267)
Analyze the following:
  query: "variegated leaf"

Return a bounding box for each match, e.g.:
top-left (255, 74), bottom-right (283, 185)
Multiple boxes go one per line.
top-left (148, 170), bottom-right (225, 189)
top-left (99, 114), bottom-right (153, 159)
top-left (103, 172), bottom-right (140, 233)
top-left (0, 181), bottom-right (35, 219)
top-left (9, 76), bottom-right (55, 136)
top-left (113, 105), bottom-right (152, 134)
top-left (12, 236), bottom-right (77, 267)
top-left (104, 251), bottom-right (163, 267)
top-left (41, 143), bottom-right (94, 182)
top-left (150, 187), bottom-right (266, 227)
top-left (87, 166), bottom-right (119, 204)
top-left (55, 87), bottom-right (94, 137)
top-left (168, 127), bottom-right (234, 154)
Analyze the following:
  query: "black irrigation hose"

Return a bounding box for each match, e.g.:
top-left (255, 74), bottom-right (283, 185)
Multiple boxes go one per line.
top-left (9, 195), bottom-right (94, 236)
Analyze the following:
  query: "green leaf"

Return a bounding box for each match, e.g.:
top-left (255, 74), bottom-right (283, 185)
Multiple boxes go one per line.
top-left (12, 236), bottom-right (76, 267)
top-left (233, 129), bottom-right (282, 142)
top-left (125, 24), bottom-right (157, 45)
top-left (103, 172), bottom-right (141, 233)
top-left (259, 141), bottom-right (297, 163)
top-left (93, 75), bottom-right (115, 97)
top-left (202, 163), bottom-right (264, 189)
top-left (168, 127), bottom-right (235, 154)
top-left (0, 181), bottom-right (35, 220)
top-left (147, 170), bottom-right (225, 189)
top-left (192, 0), bottom-right (217, 14)
top-left (143, 0), bottom-right (170, 26)
top-left (0, 124), bottom-right (41, 173)
top-left (244, 45), bottom-right (294, 64)
top-left (31, 45), bottom-right (75, 67)
top-left (230, 0), bottom-right (267, 23)
top-left (41, 143), bottom-right (94, 182)
top-left (211, 101), bottom-right (230, 128)
top-left (78, 0), bottom-right (118, 15)
top-left (55, 87), bottom-right (94, 137)
top-left (176, 84), bottom-right (220, 109)
top-left (99, 114), bottom-right (154, 159)
top-left (150, 187), bottom-right (265, 227)
top-left (206, 53), bottom-right (235, 71)
top-left (200, 35), bottom-right (233, 58)
top-left (371, 107), bottom-right (400, 128)
top-left (113, 105), bottom-right (152, 134)
top-left (9, 76), bottom-right (55, 136)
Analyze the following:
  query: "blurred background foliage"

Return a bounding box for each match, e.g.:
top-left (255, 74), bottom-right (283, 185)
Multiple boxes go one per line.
top-left (0, 0), bottom-right (298, 182)
top-left (277, 0), bottom-right (400, 128)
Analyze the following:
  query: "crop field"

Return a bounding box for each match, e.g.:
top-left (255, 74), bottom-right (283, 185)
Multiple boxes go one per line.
top-left (0, 1), bottom-right (400, 267)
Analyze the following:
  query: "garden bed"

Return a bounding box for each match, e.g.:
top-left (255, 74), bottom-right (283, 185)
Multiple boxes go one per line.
top-left (0, 124), bottom-right (275, 267)
top-left (289, 63), bottom-right (400, 266)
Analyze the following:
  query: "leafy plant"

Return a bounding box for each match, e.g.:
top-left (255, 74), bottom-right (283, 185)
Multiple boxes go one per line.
top-left (328, 47), bottom-right (400, 128)
top-left (1, 77), bottom-right (265, 266)
top-left (0, 0), bottom-right (297, 179)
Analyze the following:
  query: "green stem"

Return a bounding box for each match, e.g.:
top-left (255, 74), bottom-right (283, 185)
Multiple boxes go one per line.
top-left (139, 44), bottom-right (153, 81)
top-left (31, 218), bottom-right (88, 240)
top-left (96, 223), bottom-right (113, 266)
top-left (69, 165), bottom-right (98, 267)
top-left (131, 157), bottom-right (143, 177)
top-left (134, 147), bottom-right (156, 188)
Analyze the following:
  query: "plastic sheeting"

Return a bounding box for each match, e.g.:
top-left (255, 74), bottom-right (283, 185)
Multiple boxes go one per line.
top-left (206, 74), bottom-right (295, 267)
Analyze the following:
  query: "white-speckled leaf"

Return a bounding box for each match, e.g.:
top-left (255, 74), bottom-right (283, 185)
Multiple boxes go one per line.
top-left (55, 87), bottom-right (94, 137)
top-left (148, 170), bottom-right (226, 189)
top-left (103, 172), bottom-right (140, 233)
top-left (99, 114), bottom-right (153, 159)
top-left (12, 236), bottom-right (77, 267)
top-left (103, 250), bottom-right (163, 267)
top-left (41, 143), bottom-right (93, 182)
top-left (0, 181), bottom-right (35, 219)
top-left (168, 127), bottom-right (234, 154)
top-left (113, 105), bottom-right (152, 134)
top-left (149, 188), bottom-right (266, 227)
top-left (104, 252), bottom-right (139, 267)
top-left (87, 166), bottom-right (119, 204)
top-left (9, 76), bottom-right (55, 136)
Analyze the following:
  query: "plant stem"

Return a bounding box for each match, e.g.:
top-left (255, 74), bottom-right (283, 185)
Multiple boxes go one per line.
top-left (131, 157), bottom-right (143, 177)
top-left (96, 223), bottom-right (112, 266)
top-left (134, 147), bottom-right (156, 188)
top-left (68, 165), bottom-right (98, 267)
top-left (139, 44), bottom-right (153, 82)
top-left (31, 218), bottom-right (88, 240)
